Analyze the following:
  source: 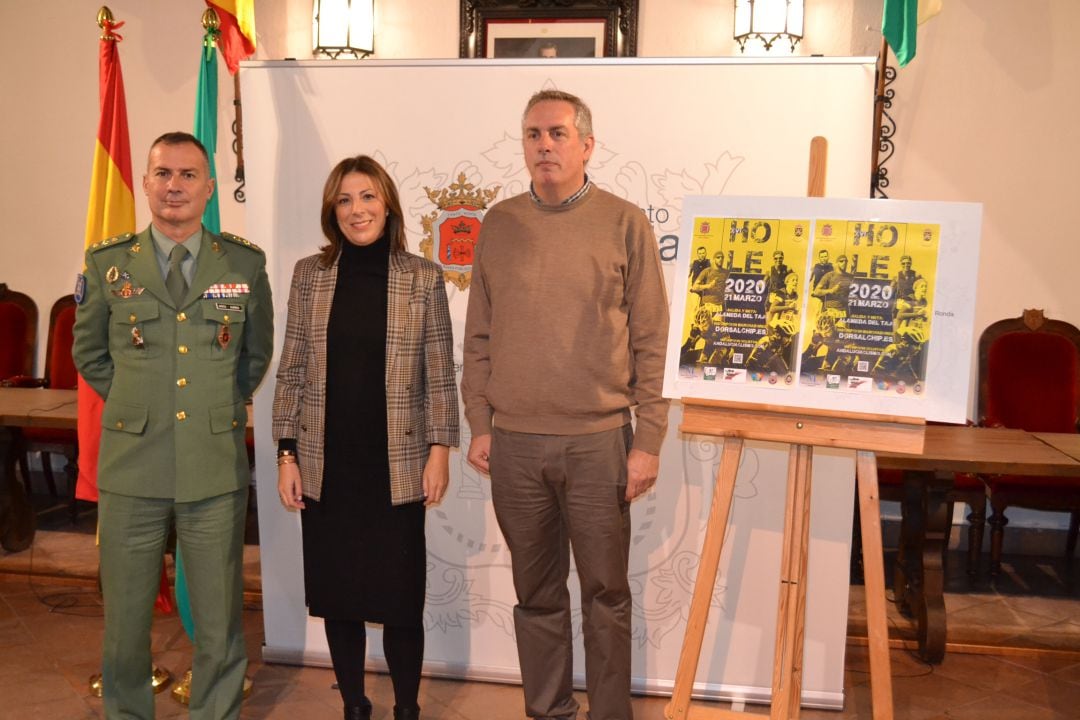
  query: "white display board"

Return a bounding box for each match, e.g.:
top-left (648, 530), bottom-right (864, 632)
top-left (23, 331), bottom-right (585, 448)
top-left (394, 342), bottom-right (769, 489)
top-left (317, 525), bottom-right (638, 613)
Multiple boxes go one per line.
top-left (665, 196), bottom-right (983, 423)
top-left (242, 57), bottom-right (875, 708)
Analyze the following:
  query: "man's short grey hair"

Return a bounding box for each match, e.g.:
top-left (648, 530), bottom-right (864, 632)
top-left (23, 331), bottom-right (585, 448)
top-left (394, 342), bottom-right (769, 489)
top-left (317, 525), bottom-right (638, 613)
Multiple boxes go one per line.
top-left (522, 89), bottom-right (594, 139)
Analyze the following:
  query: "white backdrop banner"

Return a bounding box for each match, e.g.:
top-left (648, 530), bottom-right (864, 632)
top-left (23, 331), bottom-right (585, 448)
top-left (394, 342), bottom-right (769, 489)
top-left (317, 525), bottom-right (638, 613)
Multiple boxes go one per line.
top-left (242, 57), bottom-right (874, 708)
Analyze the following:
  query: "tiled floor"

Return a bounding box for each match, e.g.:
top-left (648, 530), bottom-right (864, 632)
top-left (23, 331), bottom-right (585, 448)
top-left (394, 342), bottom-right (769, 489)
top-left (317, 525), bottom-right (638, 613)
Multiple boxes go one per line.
top-left (3, 498), bottom-right (1080, 718)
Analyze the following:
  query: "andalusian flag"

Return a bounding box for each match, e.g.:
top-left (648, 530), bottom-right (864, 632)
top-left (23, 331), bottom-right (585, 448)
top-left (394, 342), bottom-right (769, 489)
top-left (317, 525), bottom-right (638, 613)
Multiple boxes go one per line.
top-left (882, 0), bottom-right (944, 67)
top-left (195, 24), bottom-right (221, 232)
top-left (206, 0), bottom-right (256, 74)
top-left (77, 13), bottom-right (135, 503)
top-left (174, 18), bottom-right (227, 640)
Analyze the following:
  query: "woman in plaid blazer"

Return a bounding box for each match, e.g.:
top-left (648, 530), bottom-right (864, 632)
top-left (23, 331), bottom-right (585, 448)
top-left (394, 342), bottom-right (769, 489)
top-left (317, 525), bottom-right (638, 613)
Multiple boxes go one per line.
top-left (272, 155), bottom-right (459, 720)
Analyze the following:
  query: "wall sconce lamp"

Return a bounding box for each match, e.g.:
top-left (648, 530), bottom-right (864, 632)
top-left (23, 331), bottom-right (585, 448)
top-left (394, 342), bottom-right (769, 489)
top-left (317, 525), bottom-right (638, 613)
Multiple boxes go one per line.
top-left (313, 0), bottom-right (374, 58)
top-left (734, 0), bottom-right (803, 53)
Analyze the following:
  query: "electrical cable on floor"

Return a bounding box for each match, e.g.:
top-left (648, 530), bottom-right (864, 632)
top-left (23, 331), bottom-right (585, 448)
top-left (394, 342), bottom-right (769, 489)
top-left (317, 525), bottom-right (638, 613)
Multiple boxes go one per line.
top-left (845, 589), bottom-right (935, 679)
top-left (17, 468), bottom-right (104, 617)
top-left (26, 537), bottom-right (104, 617)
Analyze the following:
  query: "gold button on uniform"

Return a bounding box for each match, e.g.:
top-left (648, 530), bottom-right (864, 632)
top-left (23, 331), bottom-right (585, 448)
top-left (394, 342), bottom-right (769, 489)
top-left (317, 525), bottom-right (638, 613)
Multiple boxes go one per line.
top-left (129, 313), bottom-right (137, 323)
top-left (223, 315), bottom-right (230, 323)
top-left (178, 345), bottom-right (189, 354)
top-left (176, 411), bottom-right (187, 421)
top-left (177, 312), bottom-right (187, 322)
top-left (231, 420), bottom-right (239, 428)
top-left (177, 378), bottom-right (188, 388)
top-left (115, 421), bottom-right (124, 429)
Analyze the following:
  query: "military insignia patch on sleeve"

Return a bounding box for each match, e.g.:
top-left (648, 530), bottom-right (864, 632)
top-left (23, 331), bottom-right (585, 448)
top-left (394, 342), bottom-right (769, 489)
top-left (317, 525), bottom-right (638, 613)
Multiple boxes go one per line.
top-left (74, 273), bottom-right (87, 304)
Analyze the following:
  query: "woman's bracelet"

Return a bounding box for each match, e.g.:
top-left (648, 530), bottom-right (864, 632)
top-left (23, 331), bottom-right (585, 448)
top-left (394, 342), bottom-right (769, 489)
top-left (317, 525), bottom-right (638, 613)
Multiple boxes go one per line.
top-left (276, 454), bottom-right (298, 467)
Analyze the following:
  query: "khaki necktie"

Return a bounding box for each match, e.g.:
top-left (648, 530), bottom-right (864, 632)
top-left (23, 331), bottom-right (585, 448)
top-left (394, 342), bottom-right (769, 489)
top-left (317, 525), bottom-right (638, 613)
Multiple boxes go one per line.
top-left (166, 243), bottom-right (190, 305)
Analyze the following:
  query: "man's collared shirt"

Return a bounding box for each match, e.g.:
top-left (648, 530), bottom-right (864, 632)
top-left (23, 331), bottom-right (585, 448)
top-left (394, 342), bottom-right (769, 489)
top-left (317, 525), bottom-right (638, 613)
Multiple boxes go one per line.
top-left (150, 225), bottom-right (201, 286)
top-left (529, 174), bottom-right (592, 207)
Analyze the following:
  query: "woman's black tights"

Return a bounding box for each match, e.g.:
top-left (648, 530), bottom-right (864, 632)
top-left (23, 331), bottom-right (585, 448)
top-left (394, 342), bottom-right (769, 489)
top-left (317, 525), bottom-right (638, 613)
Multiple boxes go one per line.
top-left (324, 618), bottom-right (424, 710)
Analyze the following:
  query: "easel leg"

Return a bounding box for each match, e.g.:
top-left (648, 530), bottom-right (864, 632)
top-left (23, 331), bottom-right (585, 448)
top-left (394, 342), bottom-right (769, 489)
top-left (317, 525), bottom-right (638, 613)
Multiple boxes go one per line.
top-left (770, 445), bottom-right (813, 720)
top-left (856, 451), bottom-right (895, 720)
top-left (666, 437), bottom-right (745, 720)
top-left (787, 446), bottom-right (814, 718)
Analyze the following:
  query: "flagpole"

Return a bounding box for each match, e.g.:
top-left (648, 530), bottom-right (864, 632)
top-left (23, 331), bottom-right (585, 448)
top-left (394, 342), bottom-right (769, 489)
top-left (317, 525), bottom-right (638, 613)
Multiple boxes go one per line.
top-left (84, 4), bottom-right (172, 700)
top-left (870, 36), bottom-right (897, 199)
top-left (169, 9), bottom-right (253, 705)
top-left (871, 36), bottom-right (887, 194)
top-left (232, 73), bottom-right (246, 203)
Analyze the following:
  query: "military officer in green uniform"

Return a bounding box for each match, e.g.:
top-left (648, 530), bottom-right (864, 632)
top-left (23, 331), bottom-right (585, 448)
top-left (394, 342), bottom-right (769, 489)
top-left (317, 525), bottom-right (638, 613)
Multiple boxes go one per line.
top-left (73, 131), bottom-right (274, 719)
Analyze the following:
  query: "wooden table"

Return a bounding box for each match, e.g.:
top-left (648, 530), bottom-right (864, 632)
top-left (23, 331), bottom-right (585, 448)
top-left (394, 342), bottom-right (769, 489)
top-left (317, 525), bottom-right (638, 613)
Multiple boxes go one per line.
top-left (875, 426), bottom-right (1080, 662)
top-left (1033, 432), bottom-right (1080, 463)
top-left (0, 388), bottom-right (78, 551)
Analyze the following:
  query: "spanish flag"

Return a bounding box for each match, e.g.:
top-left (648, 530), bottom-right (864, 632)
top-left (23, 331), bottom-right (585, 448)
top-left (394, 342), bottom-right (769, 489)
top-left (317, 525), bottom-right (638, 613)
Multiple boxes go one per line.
top-left (77, 13), bottom-right (135, 502)
top-left (206, 0), bottom-right (256, 74)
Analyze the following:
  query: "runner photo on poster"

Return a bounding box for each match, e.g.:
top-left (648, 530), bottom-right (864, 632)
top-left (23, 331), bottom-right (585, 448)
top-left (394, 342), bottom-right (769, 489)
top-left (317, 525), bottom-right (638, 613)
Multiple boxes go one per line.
top-left (678, 216), bottom-right (811, 387)
top-left (799, 219), bottom-right (939, 396)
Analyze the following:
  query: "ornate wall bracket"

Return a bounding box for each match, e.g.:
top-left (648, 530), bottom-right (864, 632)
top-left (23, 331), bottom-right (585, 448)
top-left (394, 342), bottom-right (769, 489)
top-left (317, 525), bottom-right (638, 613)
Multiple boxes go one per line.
top-left (871, 39), bottom-right (897, 199)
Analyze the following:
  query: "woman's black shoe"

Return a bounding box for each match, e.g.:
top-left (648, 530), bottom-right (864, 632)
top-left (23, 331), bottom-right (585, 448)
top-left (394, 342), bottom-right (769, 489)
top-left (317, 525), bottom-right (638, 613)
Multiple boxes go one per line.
top-left (393, 705), bottom-right (420, 720)
top-left (344, 698), bottom-right (373, 720)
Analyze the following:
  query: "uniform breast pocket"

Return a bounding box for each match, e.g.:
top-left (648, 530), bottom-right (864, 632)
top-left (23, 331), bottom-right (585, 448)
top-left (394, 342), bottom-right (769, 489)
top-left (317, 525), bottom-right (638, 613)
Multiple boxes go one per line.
top-left (197, 299), bottom-right (247, 360)
top-left (111, 300), bottom-right (163, 359)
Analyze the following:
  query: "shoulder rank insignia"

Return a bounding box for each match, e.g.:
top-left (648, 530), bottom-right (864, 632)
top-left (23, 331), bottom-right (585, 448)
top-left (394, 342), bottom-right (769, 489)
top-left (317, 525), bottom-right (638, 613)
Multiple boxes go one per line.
top-left (220, 231), bottom-right (264, 253)
top-left (89, 232), bottom-right (136, 252)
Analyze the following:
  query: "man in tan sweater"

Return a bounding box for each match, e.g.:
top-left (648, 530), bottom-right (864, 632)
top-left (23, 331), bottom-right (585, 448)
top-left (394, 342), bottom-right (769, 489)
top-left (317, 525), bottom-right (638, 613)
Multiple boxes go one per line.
top-left (462, 90), bottom-right (669, 720)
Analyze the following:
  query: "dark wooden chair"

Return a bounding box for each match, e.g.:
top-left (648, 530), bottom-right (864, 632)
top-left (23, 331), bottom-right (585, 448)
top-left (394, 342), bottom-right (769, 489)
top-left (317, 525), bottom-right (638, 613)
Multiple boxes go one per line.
top-left (0, 283), bottom-right (38, 383)
top-left (15, 296), bottom-right (79, 502)
top-left (977, 309), bottom-right (1080, 574)
top-left (851, 436), bottom-right (987, 582)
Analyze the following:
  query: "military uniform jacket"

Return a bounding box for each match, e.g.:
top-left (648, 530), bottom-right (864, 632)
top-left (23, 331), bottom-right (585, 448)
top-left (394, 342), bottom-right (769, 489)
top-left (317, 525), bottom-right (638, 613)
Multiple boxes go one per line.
top-left (271, 250), bottom-right (459, 505)
top-left (72, 227), bottom-right (274, 502)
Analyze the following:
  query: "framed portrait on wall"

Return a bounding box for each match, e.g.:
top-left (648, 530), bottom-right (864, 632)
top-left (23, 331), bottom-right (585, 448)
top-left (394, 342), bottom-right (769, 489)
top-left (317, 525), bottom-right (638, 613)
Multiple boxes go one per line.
top-left (486, 19), bottom-right (606, 58)
top-left (459, 0), bottom-right (639, 58)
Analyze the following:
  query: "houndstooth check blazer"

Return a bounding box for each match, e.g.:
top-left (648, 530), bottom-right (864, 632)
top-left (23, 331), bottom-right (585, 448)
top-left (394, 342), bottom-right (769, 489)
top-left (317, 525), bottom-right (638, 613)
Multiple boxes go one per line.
top-left (272, 250), bottom-right (459, 504)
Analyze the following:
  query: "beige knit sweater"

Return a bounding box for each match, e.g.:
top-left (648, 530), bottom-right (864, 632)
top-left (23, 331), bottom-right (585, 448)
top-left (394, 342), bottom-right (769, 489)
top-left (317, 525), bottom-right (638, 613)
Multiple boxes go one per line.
top-left (462, 185), bottom-right (670, 454)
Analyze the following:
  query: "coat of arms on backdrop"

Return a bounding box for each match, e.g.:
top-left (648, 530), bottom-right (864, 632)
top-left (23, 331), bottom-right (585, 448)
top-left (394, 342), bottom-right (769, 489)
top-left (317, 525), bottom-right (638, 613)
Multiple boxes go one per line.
top-left (421, 173), bottom-right (500, 290)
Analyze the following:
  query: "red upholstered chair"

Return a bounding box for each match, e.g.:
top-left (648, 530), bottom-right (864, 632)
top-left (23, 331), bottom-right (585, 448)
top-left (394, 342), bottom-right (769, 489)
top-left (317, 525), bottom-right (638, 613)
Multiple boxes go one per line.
top-left (0, 284), bottom-right (37, 383)
top-left (978, 309), bottom-right (1080, 574)
top-left (17, 296), bottom-right (79, 499)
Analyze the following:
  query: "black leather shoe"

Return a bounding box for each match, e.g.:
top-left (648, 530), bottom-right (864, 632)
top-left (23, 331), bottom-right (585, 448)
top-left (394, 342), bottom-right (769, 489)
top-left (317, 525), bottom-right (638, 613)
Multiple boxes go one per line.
top-left (393, 705), bottom-right (420, 720)
top-left (344, 698), bottom-right (373, 720)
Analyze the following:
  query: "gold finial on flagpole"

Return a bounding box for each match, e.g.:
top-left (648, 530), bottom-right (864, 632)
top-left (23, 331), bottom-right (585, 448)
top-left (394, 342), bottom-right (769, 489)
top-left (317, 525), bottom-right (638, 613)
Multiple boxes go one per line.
top-left (202, 7), bottom-right (221, 31)
top-left (97, 6), bottom-right (114, 38)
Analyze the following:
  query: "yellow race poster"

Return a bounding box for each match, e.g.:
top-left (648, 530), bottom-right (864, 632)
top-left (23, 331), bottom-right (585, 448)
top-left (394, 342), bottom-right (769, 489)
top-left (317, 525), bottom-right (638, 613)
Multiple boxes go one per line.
top-left (799, 219), bottom-right (939, 395)
top-left (678, 216), bottom-right (811, 386)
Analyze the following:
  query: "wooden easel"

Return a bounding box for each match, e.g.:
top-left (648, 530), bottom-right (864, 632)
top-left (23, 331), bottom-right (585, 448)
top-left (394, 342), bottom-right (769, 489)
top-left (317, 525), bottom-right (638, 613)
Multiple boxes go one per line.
top-left (664, 138), bottom-right (923, 720)
top-left (664, 401), bottom-right (924, 720)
